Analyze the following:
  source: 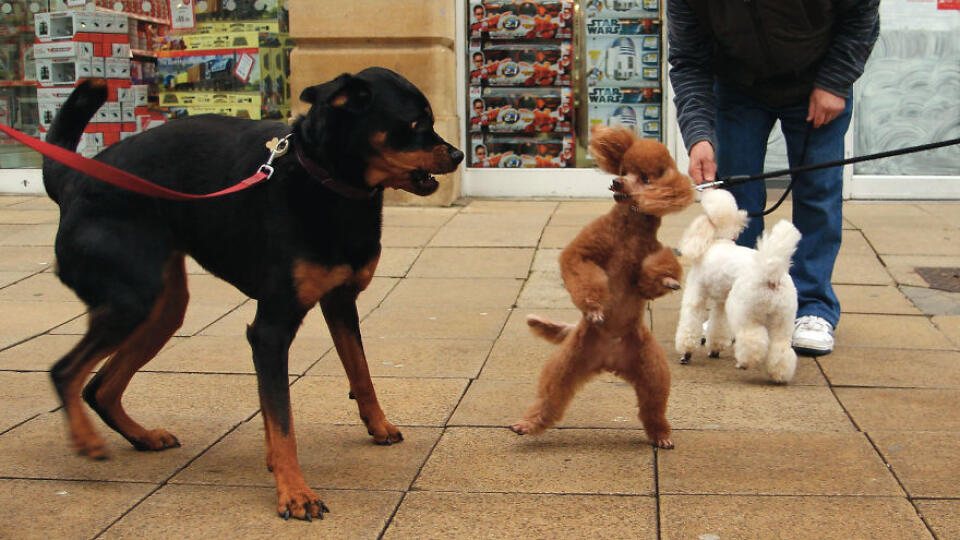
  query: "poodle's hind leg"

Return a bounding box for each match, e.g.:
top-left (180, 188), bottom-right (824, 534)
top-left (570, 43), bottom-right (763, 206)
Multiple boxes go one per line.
top-left (733, 324), bottom-right (769, 371)
top-left (511, 329), bottom-right (596, 435)
top-left (675, 279), bottom-right (707, 364)
top-left (705, 301), bottom-right (734, 358)
top-left (621, 338), bottom-right (673, 449)
top-left (765, 318), bottom-right (797, 383)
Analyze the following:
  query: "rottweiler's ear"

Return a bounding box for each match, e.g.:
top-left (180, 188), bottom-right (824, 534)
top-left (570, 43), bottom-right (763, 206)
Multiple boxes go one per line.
top-left (299, 73), bottom-right (372, 113)
top-left (589, 126), bottom-right (636, 175)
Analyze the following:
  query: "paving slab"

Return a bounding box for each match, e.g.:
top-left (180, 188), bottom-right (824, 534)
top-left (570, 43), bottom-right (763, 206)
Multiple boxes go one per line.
top-left (361, 305), bottom-right (509, 340)
top-left (819, 347), bottom-right (960, 388)
top-left (413, 427), bottom-right (655, 495)
top-left (50, 301), bottom-right (243, 338)
top-left (834, 284), bottom-right (922, 315)
top-left (658, 431), bottom-right (902, 496)
top-left (452, 379), bottom-right (853, 433)
top-left (835, 314), bottom-right (955, 350)
top-left (933, 314), bottom-right (960, 347)
top-left (0, 371), bottom-right (59, 433)
top-left (375, 247), bottom-right (421, 277)
top-left (0, 246), bottom-right (54, 272)
top-left (0, 223), bottom-right (57, 246)
top-left (406, 247), bottom-right (534, 278)
top-left (100, 485), bottom-right (402, 539)
top-left (383, 205), bottom-right (458, 227)
top-left (0, 334), bottom-right (80, 371)
top-left (0, 300), bottom-right (86, 349)
top-left (844, 203), bottom-right (941, 229)
top-left (0, 209), bottom-right (59, 225)
top-left (307, 337), bottom-right (491, 378)
top-left (880, 254), bottom-right (960, 288)
top-left (0, 478), bottom-right (157, 540)
top-left (428, 223), bottom-right (543, 248)
top-left (515, 271), bottom-right (572, 308)
top-left (539, 225), bottom-right (581, 249)
top-left (171, 421), bottom-right (441, 491)
top-left (665, 343), bottom-right (826, 386)
top-left (839, 229), bottom-right (875, 256)
top-left (865, 226), bottom-right (960, 256)
top-left (459, 200), bottom-right (557, 215)
top-left (148, 334), bottom-right (331, 375)
top-left (835, 388), bottom-right (960, 431)
top-left (913, 499), bottom-right (960, 540)
top-left (289, 376), bottom-right (468, 427)
top-left (384, 492), bottom-right (657, 539)
top-left (660, 494), bottom-right (932, 540)
top-left (0, 272), bottom-right (80, 302)
top-left (380, 226), bottom-right (437, 248)
top-left (0, 270), bottom-right (31, 288)
top-left (379, 277), bottom-right (522, 309)
top-left (832, 252), bottom-right (893, 285)
top-left (871, 431), bottom-right (960, 498)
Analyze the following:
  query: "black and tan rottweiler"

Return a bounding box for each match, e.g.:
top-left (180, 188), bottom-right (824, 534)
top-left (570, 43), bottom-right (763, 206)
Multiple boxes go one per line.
top-left (41, 67), bottom-right (462, 520)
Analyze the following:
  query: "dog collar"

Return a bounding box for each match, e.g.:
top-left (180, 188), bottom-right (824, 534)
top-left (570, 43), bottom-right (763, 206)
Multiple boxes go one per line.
top-left (293, 141), bottom-right (381, 200)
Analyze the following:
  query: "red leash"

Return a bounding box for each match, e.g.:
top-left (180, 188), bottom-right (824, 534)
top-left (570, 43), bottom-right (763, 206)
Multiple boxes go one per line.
top-left (0, 123), bottom-right (276, 200)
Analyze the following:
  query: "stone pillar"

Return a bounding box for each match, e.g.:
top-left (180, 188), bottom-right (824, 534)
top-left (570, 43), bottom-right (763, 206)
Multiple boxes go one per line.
top-left (289, 0), bottom-right (461, 206)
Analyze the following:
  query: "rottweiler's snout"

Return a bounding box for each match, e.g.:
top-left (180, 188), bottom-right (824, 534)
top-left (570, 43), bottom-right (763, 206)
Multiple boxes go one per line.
top-left (449, 148), bottom-right (464, 166)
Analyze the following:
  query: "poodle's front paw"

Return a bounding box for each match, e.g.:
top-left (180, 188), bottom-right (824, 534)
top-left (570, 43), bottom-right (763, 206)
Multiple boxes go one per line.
top-left (585, 309), bottom-right (605, 325)
top-left (661, 277), bottom-right (681, 290)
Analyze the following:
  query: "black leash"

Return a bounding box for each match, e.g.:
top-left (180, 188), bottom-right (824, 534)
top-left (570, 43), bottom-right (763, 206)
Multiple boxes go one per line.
top-left (695, 134), bottom-right (960, 217)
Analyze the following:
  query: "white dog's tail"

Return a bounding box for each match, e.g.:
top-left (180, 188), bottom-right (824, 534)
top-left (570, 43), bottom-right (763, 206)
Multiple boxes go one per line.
top-left (678, 189), bottom-right (748, 262)
top-left (754, 220), bottom-right (802, 282)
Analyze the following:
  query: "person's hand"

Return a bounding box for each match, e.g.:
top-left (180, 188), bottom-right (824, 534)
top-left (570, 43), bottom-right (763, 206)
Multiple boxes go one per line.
top-left (688, 140), bottom-right (717, 185)
top-left (807, 88), bottom-right (846, 128)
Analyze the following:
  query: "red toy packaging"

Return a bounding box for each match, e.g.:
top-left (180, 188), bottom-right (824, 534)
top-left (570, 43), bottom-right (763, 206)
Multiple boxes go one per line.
top-left (469, 86), bottom-right (572, 133)
top-left (469, 39), bottom-right (571, 86)
top-left (470, 133), bottom-right (574, 168)
top-left (468, 0), bottom-right (574, 40)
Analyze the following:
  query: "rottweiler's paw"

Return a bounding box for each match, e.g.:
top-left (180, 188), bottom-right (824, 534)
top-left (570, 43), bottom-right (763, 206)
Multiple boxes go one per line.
top-left (132, 429), bottom-right (180, 451)
top-left (277, 486), bottom-right (328, 521)
top-left (72, 433), bottom-right (109, 460)
top-left (370, 420), bottom-right (403, 445)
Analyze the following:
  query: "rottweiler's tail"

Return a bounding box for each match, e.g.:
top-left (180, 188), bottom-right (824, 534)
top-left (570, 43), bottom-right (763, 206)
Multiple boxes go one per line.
top-left (42, 79), bottom-right (108, 203)
top-left (526, 314), bottom-right (574, 344)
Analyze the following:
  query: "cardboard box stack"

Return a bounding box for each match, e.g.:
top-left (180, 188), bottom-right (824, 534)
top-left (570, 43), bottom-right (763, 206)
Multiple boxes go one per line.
top-left (156, 7), bottom-right (292, 121)
top-left (33, 10), bottom-right (161, 156)
top-left (467, 0), bottom-right (575, 168)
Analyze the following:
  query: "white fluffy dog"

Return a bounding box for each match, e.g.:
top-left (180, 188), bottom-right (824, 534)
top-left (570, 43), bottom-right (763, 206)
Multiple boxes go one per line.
top-left (674, 189), bottom-right (802, 383)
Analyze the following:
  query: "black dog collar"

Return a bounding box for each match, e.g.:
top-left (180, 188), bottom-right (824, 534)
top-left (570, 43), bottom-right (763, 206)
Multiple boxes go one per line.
top-left (294, 142), bottom-right (381, 200)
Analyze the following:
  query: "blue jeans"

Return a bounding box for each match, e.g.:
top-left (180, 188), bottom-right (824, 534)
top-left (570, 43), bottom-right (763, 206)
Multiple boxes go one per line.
top-left (714, 82), bottom-right (851, 328)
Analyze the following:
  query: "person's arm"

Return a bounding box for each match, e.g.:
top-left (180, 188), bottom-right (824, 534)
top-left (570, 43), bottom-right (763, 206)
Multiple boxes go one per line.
top-left (666, 0), bottom-right (716, 153)
top-left (666, 0), bottom-right (717, 182)
top-left (814, 0), bottom-right (881, 99)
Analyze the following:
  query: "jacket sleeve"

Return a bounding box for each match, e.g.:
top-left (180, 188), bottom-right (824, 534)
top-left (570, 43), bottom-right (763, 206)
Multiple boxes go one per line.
top-left (666, 0), bottom-right (717, 153)
top-left (814, 0), bottom-right (881, 98)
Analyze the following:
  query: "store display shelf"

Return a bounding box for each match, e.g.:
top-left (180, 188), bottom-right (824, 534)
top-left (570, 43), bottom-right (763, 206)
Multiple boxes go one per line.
top-left (94, 7), bottom-right (169, 25)
top-left (0, 80), bottom-right (38, 88)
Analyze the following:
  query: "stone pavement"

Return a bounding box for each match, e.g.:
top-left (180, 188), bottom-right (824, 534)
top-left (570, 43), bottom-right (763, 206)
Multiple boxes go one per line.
top-left (0, 193), bottom-right (958, 539)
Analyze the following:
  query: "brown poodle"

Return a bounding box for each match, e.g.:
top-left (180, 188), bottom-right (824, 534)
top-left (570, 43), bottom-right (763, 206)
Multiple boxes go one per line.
top-left (510, 127), bottom-right (694, 448)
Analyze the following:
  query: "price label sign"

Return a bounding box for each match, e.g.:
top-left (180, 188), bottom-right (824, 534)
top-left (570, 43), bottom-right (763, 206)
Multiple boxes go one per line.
top-left (169, 0), bottom-right (196, 29)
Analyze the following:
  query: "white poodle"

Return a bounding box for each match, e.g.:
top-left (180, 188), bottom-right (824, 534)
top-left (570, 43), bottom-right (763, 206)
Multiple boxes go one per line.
top-left (674, 189), bottom-right (802, 383)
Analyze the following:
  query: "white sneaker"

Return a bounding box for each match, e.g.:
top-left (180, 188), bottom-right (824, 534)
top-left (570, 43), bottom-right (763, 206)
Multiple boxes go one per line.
top-left (792, 316), bottom-right (834, 356)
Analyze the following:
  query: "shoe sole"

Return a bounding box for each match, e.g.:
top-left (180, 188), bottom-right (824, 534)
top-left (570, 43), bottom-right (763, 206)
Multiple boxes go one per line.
top-left (792, 345), bottom-right (833, 357)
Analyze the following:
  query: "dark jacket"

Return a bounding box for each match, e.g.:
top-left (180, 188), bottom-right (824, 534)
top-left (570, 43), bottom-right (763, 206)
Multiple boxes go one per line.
top-left (668, 0), bottom-right (880, 150)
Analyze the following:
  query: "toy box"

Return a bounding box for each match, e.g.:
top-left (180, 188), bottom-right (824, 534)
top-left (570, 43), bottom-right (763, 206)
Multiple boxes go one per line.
top-left (157, 49), bottom-right (261, 93)
top-left (587, 87), bottom-right (662, 141)
top-left (468, 0), bottom-right (574, 40)
top-left (469, 39), bottom-right (571, 87)
top-left (470, 133), bottom-right (574, 168)
top-left (585, 18), bottom-right (660, 88)
top-left (35, 11), bottom-right (128, 41)
top-left (584, 0), bottom-right (659, 19)
top-left (469, 86), bottom-right (572, 133)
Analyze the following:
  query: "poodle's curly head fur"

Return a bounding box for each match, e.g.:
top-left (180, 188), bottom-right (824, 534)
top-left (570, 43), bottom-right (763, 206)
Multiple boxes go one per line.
top-left (589, 126), bottom-right (694, 216)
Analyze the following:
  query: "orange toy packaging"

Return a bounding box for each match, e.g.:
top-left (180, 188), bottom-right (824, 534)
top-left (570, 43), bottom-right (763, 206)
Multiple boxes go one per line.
top-left (468, 0), bottom-right (574, 40)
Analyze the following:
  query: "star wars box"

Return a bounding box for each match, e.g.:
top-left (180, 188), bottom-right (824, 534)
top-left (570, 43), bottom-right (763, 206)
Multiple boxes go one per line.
top-left (470, 133), bottom-right (574, 168)
top-left (587, 87), bottom-right (662, 141)
top-left (585, 18), bottom-right (660, 88)
top-left (468, 0), bottom-right (574, 40)
top-left (584, 0), bottom-right (659, 19)
top-left (469, 86), bottom-right (573, 133)
top-left (469, 40), bottom-right (572, 87)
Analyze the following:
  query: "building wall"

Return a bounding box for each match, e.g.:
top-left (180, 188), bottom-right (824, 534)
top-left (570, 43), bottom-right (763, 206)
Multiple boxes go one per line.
top-left (289, 0), bottom-right (462, 205)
